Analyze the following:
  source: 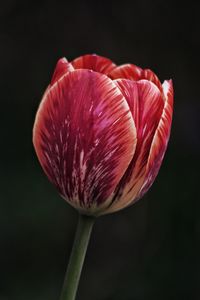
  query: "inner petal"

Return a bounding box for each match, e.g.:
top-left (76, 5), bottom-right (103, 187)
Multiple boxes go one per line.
top-left (109, 63), bottom-right (163, 93)
top-left (51, 57), bottom-right (74, 86)
top-left (109, 64), bottom-right (143, 81)
top-left (71, 54), bottom-right (116, 75)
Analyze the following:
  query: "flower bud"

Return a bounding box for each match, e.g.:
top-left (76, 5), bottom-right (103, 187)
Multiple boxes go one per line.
top-left (33, 54), bottom-right (173, 216)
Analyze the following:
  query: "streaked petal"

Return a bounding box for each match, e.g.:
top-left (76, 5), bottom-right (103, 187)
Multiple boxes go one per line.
top-left (138, 80), bottom-right (174, 198)
top-left (50, 58), bottom-right (74, 86)
top-left (109, 64), bottom-right (163, 93)
top-left (105, 79), bottom-right (164, 214)
top-left (142, 69), bottom-right (163, 93)
top-left (113, 79), bottom-right (140, 131)
top-left (109, 64), bottom-right (142, 80)
top-left (33, 70), bottom-right (137, 215)
top-left (71, 54), bottom-right (116, 75)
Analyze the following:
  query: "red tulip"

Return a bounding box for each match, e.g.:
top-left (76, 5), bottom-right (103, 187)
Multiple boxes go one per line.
top-left (33, 54), bottom-right (173, 216)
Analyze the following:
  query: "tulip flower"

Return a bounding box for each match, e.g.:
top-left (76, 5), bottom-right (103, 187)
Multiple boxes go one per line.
top-left (33, 54), bottom-right (173, 300)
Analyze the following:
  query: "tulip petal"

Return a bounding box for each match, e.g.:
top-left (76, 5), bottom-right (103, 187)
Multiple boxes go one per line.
top-left (109, 64), bottom-right (163, 93)
top-left (138, 80), bottom-right (173, 198)
top-left (71, 54), bottom-right (116, 75)
top-left (50, 58), bottom-right (74, 86)
top-left (142, 69), bottom-right (163, 93)
top-left (109, 64), bottom-right (143, 80)
top-left (105, 79), bottom-right (164, 214)
top-left (33, 69), bottom-right (137, 215)
top-left (113, 79), bottom-right (140, 131)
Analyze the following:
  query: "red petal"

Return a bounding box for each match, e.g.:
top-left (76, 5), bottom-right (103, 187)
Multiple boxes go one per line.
top-left (33, 70), bottom-right (137, 215)
top-left (138, 80), bottom-right (173, 198)
top-left (141, 69), bottom-right (163, 93)
top-left (50, 58), bottom-right (74, 86)
top-left (109, 64), bottom-right (143, 80)
top-left (109, 64), bottom-right (163, 94)
top-left (113, 79), bottom-right (140, 131)
top-left (105, 79), bottom-right (164, 214)
top-left (71, 54), bottom-right (116, 75)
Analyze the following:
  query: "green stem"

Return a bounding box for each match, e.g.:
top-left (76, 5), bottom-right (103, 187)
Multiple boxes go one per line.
top-left (60, 214), bottom-right (95, 300)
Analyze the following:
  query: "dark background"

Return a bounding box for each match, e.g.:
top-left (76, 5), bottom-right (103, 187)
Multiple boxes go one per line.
top-left (0, 1), bottom-right (200, 299)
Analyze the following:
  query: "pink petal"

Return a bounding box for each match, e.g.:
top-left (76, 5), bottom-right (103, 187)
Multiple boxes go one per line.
top-left (109, 64), bottom-right (143, 80)
top-left (138, 80), bottom-right (174, 198)
top-left (105, 79), bottom-right (164, 214)
top-left (50, 58), bottom-right (74, 86)
top-left (71, 54), bottom-right (116, 75)
top-left (33, 69), bottom-right (137, 215)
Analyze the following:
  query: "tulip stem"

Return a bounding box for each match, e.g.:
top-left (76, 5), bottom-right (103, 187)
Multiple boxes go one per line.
top-left (60, 213), bottom-right (95, 300)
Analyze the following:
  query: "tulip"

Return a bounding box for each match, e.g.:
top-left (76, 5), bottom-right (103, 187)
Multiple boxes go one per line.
top-left (33, 54), bottom-right (173, 300)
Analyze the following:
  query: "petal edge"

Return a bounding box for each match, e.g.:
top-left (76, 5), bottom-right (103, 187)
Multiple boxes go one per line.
top-left (51, 58), bottom-right (74, 86)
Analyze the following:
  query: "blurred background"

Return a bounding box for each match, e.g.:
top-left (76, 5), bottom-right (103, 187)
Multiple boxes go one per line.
top-left (0, 0), bottom-right (200, 299)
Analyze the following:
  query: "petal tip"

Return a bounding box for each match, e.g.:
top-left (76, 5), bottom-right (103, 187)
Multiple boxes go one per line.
top-left (50, 57), bottom-right (74, 86)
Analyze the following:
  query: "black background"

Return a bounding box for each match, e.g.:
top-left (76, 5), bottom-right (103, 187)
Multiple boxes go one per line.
top-left (1, 1), bottom-right (200, 299)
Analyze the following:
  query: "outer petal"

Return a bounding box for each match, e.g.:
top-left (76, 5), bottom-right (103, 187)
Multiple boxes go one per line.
top-left (109, 64), bottom-right (143, 81)
top-left (105, 79), bottom-right (164, 214)
top-left (33, 70), bottom-right (137, 215)
top-left (138, 80), bottom-right (174, 198)
top-left (50, 58), bottom-right (74, 86)
top-left (71, 54), bottom-right (116, 75)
